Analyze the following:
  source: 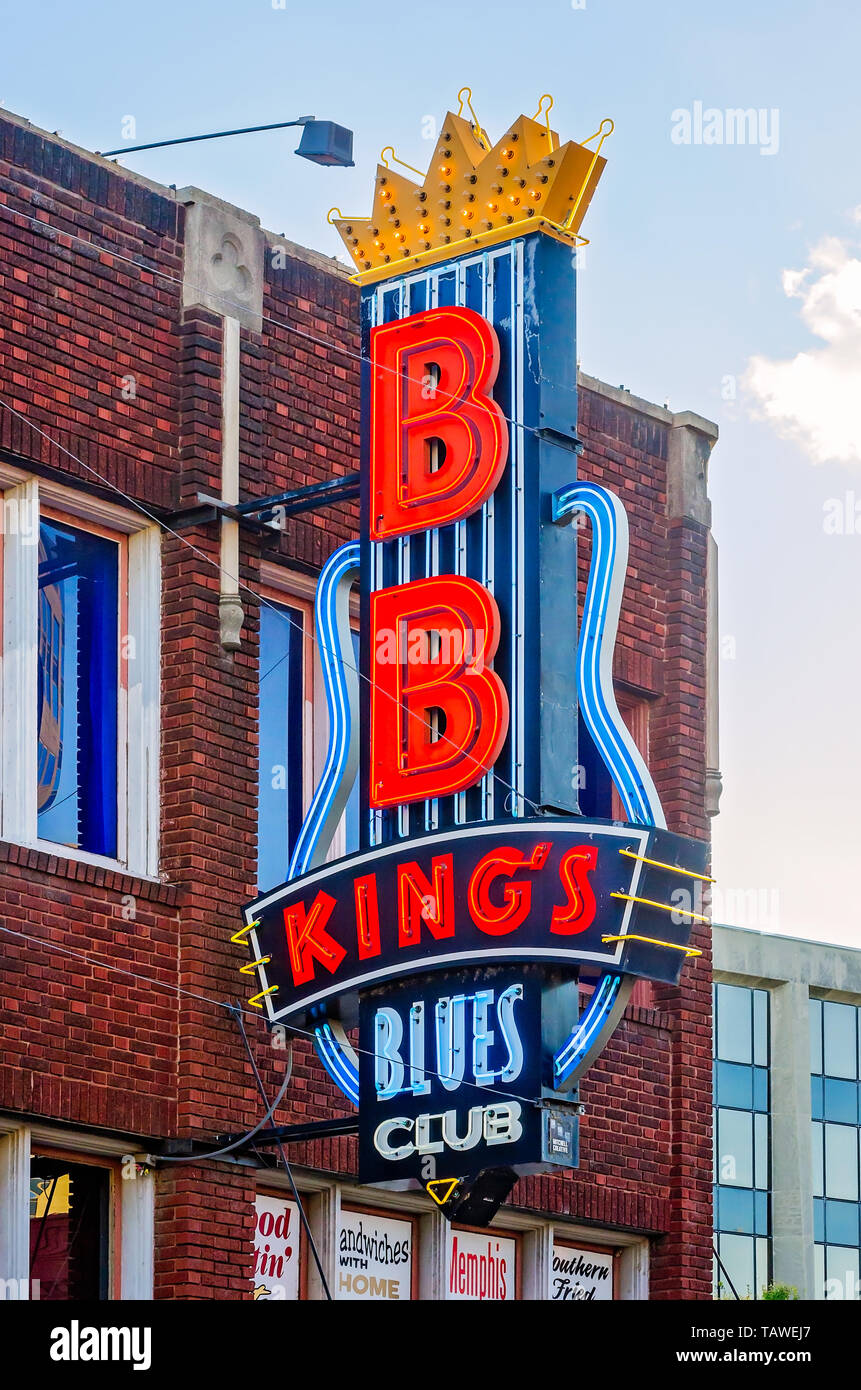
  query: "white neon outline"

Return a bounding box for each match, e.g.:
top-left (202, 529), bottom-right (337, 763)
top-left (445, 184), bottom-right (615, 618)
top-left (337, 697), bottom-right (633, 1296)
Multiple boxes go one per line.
top-left (552, 481), bottom-right (666, 830)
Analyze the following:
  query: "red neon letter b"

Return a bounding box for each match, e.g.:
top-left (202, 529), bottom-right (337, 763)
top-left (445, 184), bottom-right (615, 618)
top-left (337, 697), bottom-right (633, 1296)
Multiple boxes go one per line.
top-left (370, 575), bottom-right (509, 807)
top-left (370, 306), bottom-right (508, 540)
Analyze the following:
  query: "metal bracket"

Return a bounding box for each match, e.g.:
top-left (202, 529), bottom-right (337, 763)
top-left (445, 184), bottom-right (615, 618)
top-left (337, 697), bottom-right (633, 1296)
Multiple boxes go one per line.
top-left (215, 1116), bottom-right (359, 1151)
top-left (164, 472), bottom-right (361, 534)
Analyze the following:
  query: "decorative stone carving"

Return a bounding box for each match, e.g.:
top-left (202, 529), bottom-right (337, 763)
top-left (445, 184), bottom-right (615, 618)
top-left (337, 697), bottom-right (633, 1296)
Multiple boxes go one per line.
top-left (177, 187), bottom-right (264, 333)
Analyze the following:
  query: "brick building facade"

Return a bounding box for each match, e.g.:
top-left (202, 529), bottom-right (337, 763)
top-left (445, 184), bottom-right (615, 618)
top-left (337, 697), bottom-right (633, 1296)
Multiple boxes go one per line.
top-left (0, 109), bottom-right (719, 1301)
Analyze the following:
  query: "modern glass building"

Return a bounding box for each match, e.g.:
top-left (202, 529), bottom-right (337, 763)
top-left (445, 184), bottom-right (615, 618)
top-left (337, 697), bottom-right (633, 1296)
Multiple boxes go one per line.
top-left (713, 924), bottom-right (861, 1299)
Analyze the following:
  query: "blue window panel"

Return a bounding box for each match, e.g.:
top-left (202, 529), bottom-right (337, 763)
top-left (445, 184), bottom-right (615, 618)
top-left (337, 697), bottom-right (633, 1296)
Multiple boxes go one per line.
top-left (717, 1186), bottom-right (755, 1235)
top-left (754, 1189), bottom-right (769, 1237)
top-left (824, 1200), bottom-right (860, 1248)
top-left (716, 1061), bottom-right (753, 1110)
top-left (813, 1197), bottom-right (825, 1243)
top-left (436, 271), bottom-right (457, 307)
top-left (716, 1234), bottom-right (756, 1300)
top-left (716, 984), bottom-right (753, 1064)
top-left (755, 1237), bottom-right (770, 1300)
top-left (824, 1002), bottom-right (857, 1080)
top-left (825, 1245), bottom-right (859, 1300)
top-left (754, 1112), bottom-right (769, 1189)
top-left (37, 520), bottom-right (118, 858)
top-left (810, 998), bottom-right (823, 1075)
top-left (753, 989), bottom-right (769, 1067)
top-left (717, 1109), bottom-right (753, 1187)
top-left (812, 1121), bottom-right (824, 1197)
top-left (257, 602), bottom-right (304, 893)
top-left (406, 279), bottom-right (427, 314)
top-left (753, 1066), bottom-right (769, 1112)
top-left (824, 1123), bottom-right (859, 1201)
top-left (824, 1077), bottom-right (858, 1125)
top-left (811, 1075), bottom-right (824, 1121)
top-left (382, 288), bottom-right (401, 323)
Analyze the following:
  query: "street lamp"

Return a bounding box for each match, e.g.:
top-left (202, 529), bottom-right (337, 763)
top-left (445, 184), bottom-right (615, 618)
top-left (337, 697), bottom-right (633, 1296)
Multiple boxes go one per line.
top-left (98, 116), bottom-right (354, 166)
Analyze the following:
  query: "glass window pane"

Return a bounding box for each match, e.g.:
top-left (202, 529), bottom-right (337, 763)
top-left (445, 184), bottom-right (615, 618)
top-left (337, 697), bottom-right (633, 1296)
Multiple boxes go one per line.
top-left (813, 1197), bottom-right (824, 1242)
top-left (811, 1075), bottom-right (823, 1120)
top-left (753, 990), bottom-right (768, 1067)
top-left (37, 520), bottom-right (119, 857)
top-left (824, 1200), bottom-right (860, 1247)
top-left (754, 1112), bottom-right (769, 1189)
top-left (824, 1123), bottom-right (859, 1200)
top-left (812, 1122), bottom-right (824, 1197)
top-left (716, 984), bottom-right (752, 1064)
top-left (825, 1246), bottom-right (859, 1301)
top-left (30, 1158), bottom-right (109, 1299)
top-left (810, 999), bottom-right (823, 1075)
top-left (754, 1190), bottom-right (769, 1236)
top-left (824, 1003), bottom-right (857, 1080)
top-left (717, 1109), bottom-right (753, 1187)
top-left (824, 1078), bottom-right (858, 1125)
top-left (814, 1244), bottom-right (825, 1300)
top-left (755, 1237), bottom-right (770, 1299)
top-left (717, 1186), bottom-right (754, 1234)
top-left (753, 1067), bottom-right (768, 1112)
top-left (716, 1061), bottom-right (752, 1110)
top-left (718, 1234), bottom-right (755, 1300)
top-left (258, 603), bottom-right (304, 892)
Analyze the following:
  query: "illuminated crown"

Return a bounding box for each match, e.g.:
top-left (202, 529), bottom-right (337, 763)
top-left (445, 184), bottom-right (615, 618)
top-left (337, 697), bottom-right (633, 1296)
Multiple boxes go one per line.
top-left (330, 91), bottom-right (613, 285)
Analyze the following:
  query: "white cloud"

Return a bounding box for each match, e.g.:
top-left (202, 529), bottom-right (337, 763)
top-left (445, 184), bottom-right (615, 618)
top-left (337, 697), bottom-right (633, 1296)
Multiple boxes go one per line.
top-left (745, 233), bottom-right (861, 465)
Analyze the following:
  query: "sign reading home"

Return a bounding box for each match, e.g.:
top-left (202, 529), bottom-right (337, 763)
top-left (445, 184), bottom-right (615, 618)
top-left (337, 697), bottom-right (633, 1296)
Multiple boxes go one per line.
top-left (337, 1209), bottom-right (413, 1300)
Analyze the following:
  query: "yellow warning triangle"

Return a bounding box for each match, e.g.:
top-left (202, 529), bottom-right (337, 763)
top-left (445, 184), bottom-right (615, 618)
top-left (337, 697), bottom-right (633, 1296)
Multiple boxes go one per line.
top-left (426, 1178), bottom-right (460, 1207)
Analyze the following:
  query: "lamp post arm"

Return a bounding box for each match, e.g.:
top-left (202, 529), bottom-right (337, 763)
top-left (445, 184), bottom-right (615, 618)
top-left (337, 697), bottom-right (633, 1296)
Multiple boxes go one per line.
top-left (99, 116), bottom-right (315, 158)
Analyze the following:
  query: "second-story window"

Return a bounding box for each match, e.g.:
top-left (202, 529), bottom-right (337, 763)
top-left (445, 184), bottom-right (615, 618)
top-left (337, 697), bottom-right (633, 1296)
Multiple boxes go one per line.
top-left (37, 518), bottom-right (121, 858)
top-left (258, 598), bottom-right (306, 893)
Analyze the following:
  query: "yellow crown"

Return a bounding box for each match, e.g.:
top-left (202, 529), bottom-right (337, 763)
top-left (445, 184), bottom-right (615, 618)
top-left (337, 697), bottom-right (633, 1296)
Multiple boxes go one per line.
top-left (330, 91), bottom-right (612, 286)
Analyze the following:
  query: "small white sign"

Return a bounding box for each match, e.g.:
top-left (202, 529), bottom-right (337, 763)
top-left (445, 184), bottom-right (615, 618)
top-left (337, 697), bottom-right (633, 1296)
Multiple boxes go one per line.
top-left (551, 1243), bottom-right (614, 1300)
top-left (254, 1194), bottom-right (300, 1300)
top-left (446, 1227), bottom-right (517, 1300)
top-left (337, 1209), bottom-right (413, 1300)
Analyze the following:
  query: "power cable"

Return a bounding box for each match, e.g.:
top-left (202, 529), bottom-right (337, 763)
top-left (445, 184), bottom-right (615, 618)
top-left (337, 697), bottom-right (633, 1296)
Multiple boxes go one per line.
top-left (231, 1004), bottom-right (332, 1301)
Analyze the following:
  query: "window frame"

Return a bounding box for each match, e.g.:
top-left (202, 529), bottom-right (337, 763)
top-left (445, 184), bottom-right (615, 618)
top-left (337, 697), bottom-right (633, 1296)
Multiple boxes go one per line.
top-left (0, 466), bottom-right (160, 877)
top-left (257, 576), bottom-right (314, 892)
top-left (29, 1145), bottom-right (122, 1302)
top-left (257, 562), bottom-right (360, 886)
top-left (338, 1202), bottom-right (420, 1300)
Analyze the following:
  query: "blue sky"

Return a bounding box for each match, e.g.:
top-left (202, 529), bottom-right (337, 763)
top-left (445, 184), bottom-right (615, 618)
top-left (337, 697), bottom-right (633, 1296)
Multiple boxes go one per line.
top-left (4, 0), bottom-right (860, 944)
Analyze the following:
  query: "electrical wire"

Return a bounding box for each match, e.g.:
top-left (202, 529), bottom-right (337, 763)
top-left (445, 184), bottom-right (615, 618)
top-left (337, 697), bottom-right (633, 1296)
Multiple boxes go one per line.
top-left (0, 196), bottom-right (567, 818)
top-left (0, 420), bottom-right (545, 824)
top-left (155, 1043), bottom-right (293, 1163)
top-left (0, 918), bottom-right (566, 1113)
top-left (232, 1004), bottom-right (332, 1301)
top-left (0, 200), bottom-right (570, 451)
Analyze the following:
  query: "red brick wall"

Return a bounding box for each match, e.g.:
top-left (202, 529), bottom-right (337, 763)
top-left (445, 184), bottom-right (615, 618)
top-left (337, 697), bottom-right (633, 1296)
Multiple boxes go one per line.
top-left (0, 114), bottom-right (711, 1299)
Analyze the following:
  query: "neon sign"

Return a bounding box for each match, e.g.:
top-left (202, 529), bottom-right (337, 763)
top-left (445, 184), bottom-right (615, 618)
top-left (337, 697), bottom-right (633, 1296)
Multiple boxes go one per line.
top-left (240, 94), bottom-right (710, 1200)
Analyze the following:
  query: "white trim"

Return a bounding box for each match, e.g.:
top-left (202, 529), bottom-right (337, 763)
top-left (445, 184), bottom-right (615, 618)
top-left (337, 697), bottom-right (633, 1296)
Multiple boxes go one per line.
top-left (0, 476), bottom-right (161, 878)
top-left (0, 1125), bottom-right (32, 1296)
top-left (1, 479), bottom-right (39, 844)
top-left (127, 525), bottom-right (161, 877)
top-left (121, 1169), bottom-right (155, 1299)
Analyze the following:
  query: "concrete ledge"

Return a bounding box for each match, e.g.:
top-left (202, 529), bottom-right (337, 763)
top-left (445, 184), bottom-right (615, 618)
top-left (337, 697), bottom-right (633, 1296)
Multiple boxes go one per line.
top-left (714, 922), bottom-right (861, 998)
